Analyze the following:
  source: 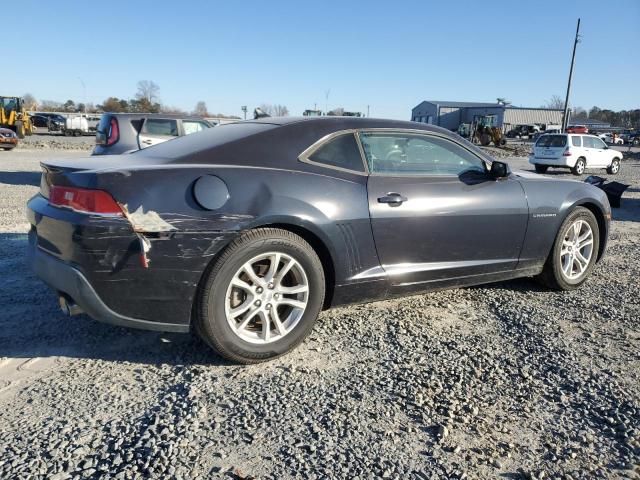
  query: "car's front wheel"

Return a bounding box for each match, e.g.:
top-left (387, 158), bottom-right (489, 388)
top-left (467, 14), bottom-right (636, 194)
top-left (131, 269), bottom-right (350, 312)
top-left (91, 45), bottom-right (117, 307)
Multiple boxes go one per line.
top-left (607, 158), bottom-right (621, 175)
top-left (197, 228), bottom-right (325, 363)
top-left (537, 207), bottom-right (599, 290)
top-left (571, 157), bottom-right (586, 175)
top-left (534, 164), bottom-right (549, 174)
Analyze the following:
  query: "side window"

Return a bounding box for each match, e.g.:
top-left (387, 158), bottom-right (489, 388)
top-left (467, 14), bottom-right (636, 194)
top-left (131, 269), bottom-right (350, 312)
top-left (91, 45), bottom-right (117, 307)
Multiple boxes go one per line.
top-left (182, 120), bottom-right (208, 135)
top-left (594, 137), bottom-right (606, 149)
top-left (143, 119), bottom-right (178, 136)
top-left (359, 132), bottom-right (486, 176)
top-left (305, 133), bottom-right (365, 173)
top-left (572, 136), bottom-right (581, 147)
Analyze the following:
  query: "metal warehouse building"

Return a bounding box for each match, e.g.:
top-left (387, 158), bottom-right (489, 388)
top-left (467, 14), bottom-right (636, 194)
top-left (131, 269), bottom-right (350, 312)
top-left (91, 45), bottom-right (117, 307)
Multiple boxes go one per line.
top-left (411, 100), bottom-right (564, 132)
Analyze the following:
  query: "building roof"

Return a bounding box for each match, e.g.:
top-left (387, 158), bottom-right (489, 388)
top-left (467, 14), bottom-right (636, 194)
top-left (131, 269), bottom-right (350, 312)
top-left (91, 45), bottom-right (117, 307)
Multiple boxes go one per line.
top-left (413, 100), bottom-right (563, 112)
top-left (419, 100), bottom-right (502, 109)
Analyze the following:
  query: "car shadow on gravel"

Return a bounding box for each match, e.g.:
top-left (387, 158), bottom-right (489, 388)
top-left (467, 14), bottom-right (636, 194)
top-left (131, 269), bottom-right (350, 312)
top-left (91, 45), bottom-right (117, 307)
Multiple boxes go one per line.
top-left (0, 171), bottom-right (41, 187)
top-left (0, 233), bottom-right (234, 368)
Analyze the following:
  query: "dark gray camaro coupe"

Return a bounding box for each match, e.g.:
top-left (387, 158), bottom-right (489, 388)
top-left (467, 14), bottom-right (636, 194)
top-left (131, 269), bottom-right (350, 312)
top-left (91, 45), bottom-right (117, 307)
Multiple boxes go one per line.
top-left (27, 117), bottom-right (611, 363)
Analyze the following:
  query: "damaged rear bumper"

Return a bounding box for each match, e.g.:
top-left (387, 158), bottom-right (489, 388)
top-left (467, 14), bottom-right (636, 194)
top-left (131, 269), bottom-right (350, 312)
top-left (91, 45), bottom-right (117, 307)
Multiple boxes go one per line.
top-left (28, 233), bottom-right (190, 333)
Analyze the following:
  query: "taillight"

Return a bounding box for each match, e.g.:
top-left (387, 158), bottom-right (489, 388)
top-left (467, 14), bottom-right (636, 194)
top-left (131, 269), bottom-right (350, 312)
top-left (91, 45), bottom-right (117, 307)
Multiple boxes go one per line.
top-left (563, 147), bottom-right (572, 156)
top-left (107, 117), bottom-right (119, 146)
top-left (49, 186), bottom-right (123, 215)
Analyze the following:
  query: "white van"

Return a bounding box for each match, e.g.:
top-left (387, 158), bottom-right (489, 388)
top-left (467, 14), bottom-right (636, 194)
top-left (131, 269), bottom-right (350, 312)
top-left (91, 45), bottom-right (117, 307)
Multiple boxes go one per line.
top-left (529, 134), bottom-right (622, 175)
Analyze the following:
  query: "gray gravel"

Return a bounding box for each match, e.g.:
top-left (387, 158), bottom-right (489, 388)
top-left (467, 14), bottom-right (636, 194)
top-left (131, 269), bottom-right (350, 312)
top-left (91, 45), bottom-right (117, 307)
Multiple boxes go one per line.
top-left (0, 148), bottom-right (639, 479)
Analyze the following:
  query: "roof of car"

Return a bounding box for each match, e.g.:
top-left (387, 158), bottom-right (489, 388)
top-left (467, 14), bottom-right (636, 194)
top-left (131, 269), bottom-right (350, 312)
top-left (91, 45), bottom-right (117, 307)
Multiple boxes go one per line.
top-left (246, 115), bottom-right (444, 130)
top-left (103, 112), bottom-right (209, 120)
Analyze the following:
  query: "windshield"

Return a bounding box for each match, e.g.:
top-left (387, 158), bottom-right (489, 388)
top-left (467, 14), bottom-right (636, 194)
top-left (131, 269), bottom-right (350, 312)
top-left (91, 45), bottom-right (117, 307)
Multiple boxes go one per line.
top-left (536, 135), bottom-right (567, 148)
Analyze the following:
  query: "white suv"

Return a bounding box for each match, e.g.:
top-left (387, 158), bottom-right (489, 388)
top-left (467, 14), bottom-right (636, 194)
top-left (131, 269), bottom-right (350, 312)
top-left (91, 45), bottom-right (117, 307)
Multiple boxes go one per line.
top-left (530, 133), bottom-right (622, 175)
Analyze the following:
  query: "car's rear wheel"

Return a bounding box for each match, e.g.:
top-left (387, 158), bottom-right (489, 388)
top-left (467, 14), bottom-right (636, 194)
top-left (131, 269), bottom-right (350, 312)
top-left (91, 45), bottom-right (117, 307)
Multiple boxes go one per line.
top-left (607, 158), bottom-right (621, 175)
top-left (571, 157), bottom-right (586, 175)
top-left (534, 164), bottom-right (549, 174)
top-left (196, 228), bottom-right (325, 364)
top-left (537, 207), bottom-right (599, 290)
top-left (633, 138), bottom-right (639, 146)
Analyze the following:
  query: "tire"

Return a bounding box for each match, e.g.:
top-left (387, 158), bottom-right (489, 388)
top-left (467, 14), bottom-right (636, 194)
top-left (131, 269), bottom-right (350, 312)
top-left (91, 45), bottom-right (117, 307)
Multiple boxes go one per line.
top-left (15, 121), bottom-right (25, 139)
top-left (534, 164), bottom-right (549, 174)
top-left (537, 207), bottom-right (600, 291)
top-left (64, 130), bottom-right (72, 137)
top-left (571, 157), bottom-right (586, 175)
top-left (607, 158), bottom-right (621, 175)
top-left (196, 228), bottom-right (325, 364)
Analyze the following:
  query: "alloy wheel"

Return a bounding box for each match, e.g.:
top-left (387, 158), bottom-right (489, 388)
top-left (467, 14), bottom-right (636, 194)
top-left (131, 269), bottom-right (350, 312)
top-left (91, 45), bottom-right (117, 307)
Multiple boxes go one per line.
top-left (559, 219), bottom-right (593, 280)
top-left (225, 252), bottom-right (309, 344)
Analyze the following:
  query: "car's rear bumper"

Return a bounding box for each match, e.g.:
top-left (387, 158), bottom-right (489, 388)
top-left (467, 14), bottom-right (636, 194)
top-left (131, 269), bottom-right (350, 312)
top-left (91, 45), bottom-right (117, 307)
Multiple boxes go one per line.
top-left (27, 193), bottom-right (238, 331)
top-left (28, 233), bottom-right (190, 333)
top-left (529, 156), bottom-right (573, 167)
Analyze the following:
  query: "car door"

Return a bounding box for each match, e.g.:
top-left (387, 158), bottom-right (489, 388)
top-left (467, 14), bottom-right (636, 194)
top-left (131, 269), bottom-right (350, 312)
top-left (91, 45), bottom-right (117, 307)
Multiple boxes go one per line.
top-left (582, 136), bottom-right (607, 167)
top-left (590, 136), bottom-right (611, 166)
top-left (361, 130), bottom-right (529, 287)
top-left (137, 118), bottom-right (179, 149)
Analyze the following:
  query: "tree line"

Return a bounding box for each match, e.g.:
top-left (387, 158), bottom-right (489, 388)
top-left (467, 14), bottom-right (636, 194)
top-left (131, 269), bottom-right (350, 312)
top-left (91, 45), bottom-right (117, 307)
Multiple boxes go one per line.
top-left (22, 80), bottom-right (241, 119)
top-left (543, 95), bottom-right (640, 128)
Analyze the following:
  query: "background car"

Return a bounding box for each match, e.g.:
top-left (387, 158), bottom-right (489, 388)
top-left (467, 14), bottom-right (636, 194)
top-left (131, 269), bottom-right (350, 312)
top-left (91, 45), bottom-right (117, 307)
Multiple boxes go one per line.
top-left (32, 113), bottom-right (66, 132)
top-left (566, 125), bottom-right (589, 134)
top-left (28, 117), bottom-right (611, 363)
top-left (0, 127), bottom-right (18, 150)
top-left (598, 133), bottom-right (624, 145)
top-left (530, 133), bottom-right (622, 175)
top-left (93, 113), bottom-right (213, 155)
top-left (627, 132), bottom-right (640, 146)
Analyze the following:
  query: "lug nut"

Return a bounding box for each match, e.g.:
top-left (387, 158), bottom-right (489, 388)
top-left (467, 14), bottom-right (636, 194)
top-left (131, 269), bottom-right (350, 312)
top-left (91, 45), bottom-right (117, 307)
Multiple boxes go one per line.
top-left (268, 283), bottom-right (274, 290)
top-left (256, 287), bottom-right (263, 294)
top-left (266, 303), bottom-right (272, 310)
top-left (254, 300), bottom-right (262, 307)
top-left (274, 293), bottom-right (279, 299)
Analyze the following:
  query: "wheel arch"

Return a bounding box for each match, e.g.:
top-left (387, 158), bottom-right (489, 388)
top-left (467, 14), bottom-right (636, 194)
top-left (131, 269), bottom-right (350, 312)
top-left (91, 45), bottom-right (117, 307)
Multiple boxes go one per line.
top-left (261, 222), bottom-right (336, 309)
top-left (191, 221), bottom-right (337, 325)
top-left (574, 201), bottom-right (607, 262)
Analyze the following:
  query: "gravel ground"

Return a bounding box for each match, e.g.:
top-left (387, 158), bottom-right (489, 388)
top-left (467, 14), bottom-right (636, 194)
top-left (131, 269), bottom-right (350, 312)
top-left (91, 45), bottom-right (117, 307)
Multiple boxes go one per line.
top-left (0, 148), bottom-right (639, 479)
top-left (16, 133), bottom-right (95, 151)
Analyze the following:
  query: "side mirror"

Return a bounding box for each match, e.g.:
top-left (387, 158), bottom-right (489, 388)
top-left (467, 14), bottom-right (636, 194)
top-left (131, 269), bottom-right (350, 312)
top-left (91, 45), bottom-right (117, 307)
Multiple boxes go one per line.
top-left (490, 160), bottom-right (510, 178)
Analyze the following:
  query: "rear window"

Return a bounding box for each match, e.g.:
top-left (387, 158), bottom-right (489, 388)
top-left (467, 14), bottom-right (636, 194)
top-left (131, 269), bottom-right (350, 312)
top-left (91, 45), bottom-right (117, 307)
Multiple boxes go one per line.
top-left (134, 121), bottom-right (275, 158)
top-left (571, 136), bottom-right (581, 147)
top-left (536, 135), bottom-right (567, 148)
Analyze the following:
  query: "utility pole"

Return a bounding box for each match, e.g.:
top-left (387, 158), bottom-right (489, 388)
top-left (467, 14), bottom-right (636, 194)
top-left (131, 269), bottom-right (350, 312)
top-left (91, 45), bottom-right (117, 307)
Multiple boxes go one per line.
top-left (78, 77), bottom-right (87, 114)
top-left (241, 105), bottom-right (247, 120)
top-left (367, 105), bottom-right (370, 118)
top-left (324, 89), bottom-right (330, 116)
top-left (562, 18), bottom-right (581, 131)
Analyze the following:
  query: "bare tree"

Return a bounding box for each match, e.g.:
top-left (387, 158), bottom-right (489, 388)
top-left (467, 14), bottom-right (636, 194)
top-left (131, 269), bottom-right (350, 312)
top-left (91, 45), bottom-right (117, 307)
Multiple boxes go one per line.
top-left (543, 95), bottom-right (565, 110)
top-left (23, 93), bottom-right (37, 110)
top-left (136, 80), bottom-right (160, 104)
top-left (193, 101), bottom-right (209, 117)
top-left (259, 104), bottom-right (289, 117)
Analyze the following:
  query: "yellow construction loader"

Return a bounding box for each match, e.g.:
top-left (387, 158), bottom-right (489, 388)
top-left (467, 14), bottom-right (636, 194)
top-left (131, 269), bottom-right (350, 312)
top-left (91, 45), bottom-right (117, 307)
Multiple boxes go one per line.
top-left (0, 96), bottom-right (33, 138)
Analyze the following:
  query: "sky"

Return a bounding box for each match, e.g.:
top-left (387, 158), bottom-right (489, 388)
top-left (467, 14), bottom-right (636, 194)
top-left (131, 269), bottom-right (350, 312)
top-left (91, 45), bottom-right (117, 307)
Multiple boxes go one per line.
top-left (14, 0), bottom-right (640, 119)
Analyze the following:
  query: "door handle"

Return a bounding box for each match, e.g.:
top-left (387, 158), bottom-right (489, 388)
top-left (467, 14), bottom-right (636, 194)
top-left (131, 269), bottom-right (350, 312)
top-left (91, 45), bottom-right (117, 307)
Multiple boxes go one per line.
top-left (142, 140), bottom-right (153, 145)
top-left (378, 193), bottom-right (407, 206)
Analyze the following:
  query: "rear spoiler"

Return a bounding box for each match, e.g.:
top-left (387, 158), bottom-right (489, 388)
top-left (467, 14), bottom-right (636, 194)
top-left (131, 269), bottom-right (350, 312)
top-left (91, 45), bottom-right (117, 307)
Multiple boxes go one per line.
top-left (584, 175), bottom-right (629, 208)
